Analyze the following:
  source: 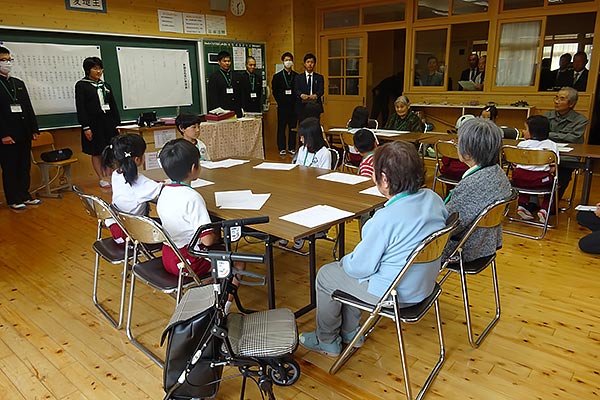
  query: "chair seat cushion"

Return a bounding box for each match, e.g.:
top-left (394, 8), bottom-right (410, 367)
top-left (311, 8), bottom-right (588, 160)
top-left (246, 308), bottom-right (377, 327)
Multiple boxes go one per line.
top-left (332, 283), bottom-right (442, 323)
top-left (132, 257), bottom-right (195, 292)
top-left (226, 308), bottom-right (298, 357)
top-left (445, 254), bottom-right (496, 275)
top-left (93, 238), bottom-right (128, 263)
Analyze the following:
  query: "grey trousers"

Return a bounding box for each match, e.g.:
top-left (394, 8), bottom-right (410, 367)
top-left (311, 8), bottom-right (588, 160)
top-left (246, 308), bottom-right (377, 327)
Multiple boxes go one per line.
top-left (316, 261), bottom-right (380, 343)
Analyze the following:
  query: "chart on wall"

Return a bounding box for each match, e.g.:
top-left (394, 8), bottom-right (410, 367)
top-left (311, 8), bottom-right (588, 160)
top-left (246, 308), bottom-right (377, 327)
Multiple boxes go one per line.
top-left (0, 41), bottom-right (101, 115)
top-left (116, 46), bottom-right (192, 110)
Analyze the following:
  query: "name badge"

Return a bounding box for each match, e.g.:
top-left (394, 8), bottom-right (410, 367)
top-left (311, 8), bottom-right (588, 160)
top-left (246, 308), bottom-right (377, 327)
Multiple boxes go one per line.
top-left (226, 88), bottom-right (234, 94)
top-left (285, 89), bottom-right (292, 95)
top-left (102, 104), bottom-right (111, 111)
top-left (10, 104), bottom-right (22, 113)
top-left (250, 93), bottom-right (257, 98)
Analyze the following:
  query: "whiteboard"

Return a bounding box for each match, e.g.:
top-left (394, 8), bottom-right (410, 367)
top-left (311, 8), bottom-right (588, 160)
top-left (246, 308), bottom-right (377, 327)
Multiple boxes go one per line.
top-left (1, 42), bottom-right (101, 115)
top-left (116, 46), bottom-right (192, 110)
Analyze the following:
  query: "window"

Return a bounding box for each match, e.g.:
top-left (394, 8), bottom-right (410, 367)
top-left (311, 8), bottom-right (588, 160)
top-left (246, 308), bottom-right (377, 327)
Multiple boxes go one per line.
top-left (449, 22), bottom-right (490, 91)
top-left (452, 0), bottom-right (488, 15)
top-left (496, 21), bottom-right (542, 87)
top-left (363, 3), bottom-right (405, 24)
top-left (503, 0), bottom-right (543, 10)
top-left (417, 0), bottom-right (450, 19)
top-left (323, 9), bottom-right (360, 29)
top-left (327, 37), bottom-right (363, 96)
top-left (414, 29), bottom-right (448, 87)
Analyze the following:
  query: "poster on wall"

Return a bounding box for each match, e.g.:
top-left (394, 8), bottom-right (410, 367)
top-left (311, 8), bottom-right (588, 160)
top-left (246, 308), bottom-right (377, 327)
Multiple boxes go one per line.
top-left (117, 46), bottom-right (192, 109)
top-left (158, 9), bottom-right (184, 33)
top-left (0, 41), bottom-right (101, 115)
top-left (206, 15), bottom-right (227, 36)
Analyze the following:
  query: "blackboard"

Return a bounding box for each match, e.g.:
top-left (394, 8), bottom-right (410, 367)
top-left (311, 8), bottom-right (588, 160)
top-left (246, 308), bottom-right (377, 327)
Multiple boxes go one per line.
top-left (0, 28), bottom-right (202, 129)
top-left (200, 39), bottom-right (267, 113)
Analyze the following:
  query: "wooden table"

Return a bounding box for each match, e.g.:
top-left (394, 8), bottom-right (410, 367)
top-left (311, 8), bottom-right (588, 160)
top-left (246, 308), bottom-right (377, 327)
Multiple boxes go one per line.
top-left (146, 160), bottom-right (385, 316)
top-left (122, 117), bottom-right (264, 161)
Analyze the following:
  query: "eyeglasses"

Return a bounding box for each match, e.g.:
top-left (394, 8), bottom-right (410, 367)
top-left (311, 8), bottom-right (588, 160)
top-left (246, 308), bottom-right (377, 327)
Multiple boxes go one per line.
top-left (0, 58), bottom-right (14, 63)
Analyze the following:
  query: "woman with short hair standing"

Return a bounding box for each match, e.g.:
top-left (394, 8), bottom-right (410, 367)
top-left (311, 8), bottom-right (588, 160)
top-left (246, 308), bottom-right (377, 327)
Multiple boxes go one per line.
top-left (75, 57), bottom-right (121, 187)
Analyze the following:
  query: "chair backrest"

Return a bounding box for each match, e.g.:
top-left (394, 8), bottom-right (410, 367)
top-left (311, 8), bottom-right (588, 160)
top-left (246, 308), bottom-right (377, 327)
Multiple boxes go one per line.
top-left (377, 212), bottom-right (460, 305)
top-left (502, 145), bottom-right (558, 167)
top-left (434, 140), bottom-right (459, 160)
top-left (74, 186), bottom-right (115, 220)
top-left (31, 131), bottom-right (56, 164)
top-left (117, 211), bottom-right (169, 245)
top-left (340, 132), bottom-right (355, 149)
top-left (328, 147), bottom-right (340, 170)
top-left (367, 119), bottom-right (378, 129)
top-left (500, 126), bottom-right (520, 139)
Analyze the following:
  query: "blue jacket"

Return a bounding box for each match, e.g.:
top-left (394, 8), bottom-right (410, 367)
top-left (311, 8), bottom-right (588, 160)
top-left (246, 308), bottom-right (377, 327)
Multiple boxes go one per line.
top-left (342, 188), bottom-right (448, 303)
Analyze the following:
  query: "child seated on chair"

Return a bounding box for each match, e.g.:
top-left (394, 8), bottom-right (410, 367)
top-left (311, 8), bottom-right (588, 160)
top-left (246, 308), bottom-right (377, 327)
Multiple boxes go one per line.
top-left (353, 128), bottom-right (377, 177)
top-left (157, 139), bottom-right (243, 312)
top-left (346, 106), bottom-right (371, 167)
top-left (101, 134), bottom-right (162, 245)
top-left (293, 117), bottom-right (331, 169)
top-left (176, 113), bottom-right (210, 161)
top-left (514, 115), bottom-right (558, 224)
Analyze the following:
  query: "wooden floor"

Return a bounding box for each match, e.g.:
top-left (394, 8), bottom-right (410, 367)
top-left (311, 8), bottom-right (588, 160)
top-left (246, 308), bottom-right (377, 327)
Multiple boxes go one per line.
top-left (1, 156), bottom-right (599, 400)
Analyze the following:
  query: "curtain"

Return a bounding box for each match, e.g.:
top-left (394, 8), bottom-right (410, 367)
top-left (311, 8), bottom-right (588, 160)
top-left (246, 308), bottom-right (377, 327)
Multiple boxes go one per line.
top-left (496, 21), bottom-right (541, 87)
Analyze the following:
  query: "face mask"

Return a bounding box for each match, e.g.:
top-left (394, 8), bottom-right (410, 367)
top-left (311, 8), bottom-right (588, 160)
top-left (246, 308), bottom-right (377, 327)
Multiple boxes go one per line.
top-left (284, 60), bottom-right (293, 69)
top-left (0, 61), bottom-right (12, 75)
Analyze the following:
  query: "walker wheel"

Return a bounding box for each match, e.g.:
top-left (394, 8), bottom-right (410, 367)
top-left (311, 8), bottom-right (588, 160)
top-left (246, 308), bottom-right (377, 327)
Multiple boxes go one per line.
top-left (269, 358), bottom-right (300, 386)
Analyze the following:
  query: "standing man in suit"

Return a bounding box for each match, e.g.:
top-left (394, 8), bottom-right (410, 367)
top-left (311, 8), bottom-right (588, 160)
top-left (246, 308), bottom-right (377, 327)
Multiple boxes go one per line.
top-left (551, 53), bottom-right (573, 90)
top-left (294, 53), bottom-right (324, 123)
top-left (240, 56), bottom-right (262, 113)
top-left (0, 46), bottom-right (42, 210)
top-left (571, 51), bottom-right (589, 92)
top-left (207, 50), bottom-right (242, 117)
top-left (458, 53), bottom-right (479, 91)
top-left (272, 52), bottom-right (298, 156)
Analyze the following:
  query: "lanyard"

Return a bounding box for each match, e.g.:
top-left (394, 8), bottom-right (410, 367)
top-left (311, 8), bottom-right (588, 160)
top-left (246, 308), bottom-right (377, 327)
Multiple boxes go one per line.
top-left (0, 78), bottom-right (17, 102)
top-left (385, 191), bottom-right (413, 207)
top-left (302, 149), bottom-right (316, 166)
top-left (220, 69), bottom-right (232, 88)
top-left (175, 181), bottom-right (191, 187)
top-left (282, 70), bottom-right (291, 89)
top-left (444, 165), bottom-right (481, 204)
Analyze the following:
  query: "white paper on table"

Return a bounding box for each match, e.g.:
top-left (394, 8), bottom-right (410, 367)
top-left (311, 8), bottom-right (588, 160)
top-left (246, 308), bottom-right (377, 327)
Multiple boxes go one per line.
top-left (215, 190), bottom-right (271, 210)
top-left (279, 205), bottom-right (354, 228)
top-left (201, 159), bottom-right (249, 169)
top-left (191, 178), bottom-right (214, 188)
top-left (374, 129), bottom-right (404, 137)
top-left (359, 186), bottom-right (385, 198)
top-left (253, 162), bottom-right (297, 171)
top-left (317, 172), bottom-right (371, 185)
top-left (575, 205), bottom-right (598, 212)
top-left (557, 144), bottom-right (573, 153)
top-left (117, 123), bottom-right (141, 129)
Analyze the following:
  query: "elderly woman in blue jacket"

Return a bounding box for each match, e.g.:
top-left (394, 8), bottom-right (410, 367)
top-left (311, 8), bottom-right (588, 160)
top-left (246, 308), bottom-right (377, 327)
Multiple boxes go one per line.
top-left (299, 141), bottom-right (448, 356)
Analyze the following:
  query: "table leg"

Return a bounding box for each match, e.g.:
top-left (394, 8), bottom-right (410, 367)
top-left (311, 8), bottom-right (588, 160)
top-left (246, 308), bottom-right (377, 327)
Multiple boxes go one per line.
top-left (294, 234), bottom-right (317, 318)
top-left (580, 157), bottom-right (594, 205)
top-left (338, 222), bottom-right (346, 258)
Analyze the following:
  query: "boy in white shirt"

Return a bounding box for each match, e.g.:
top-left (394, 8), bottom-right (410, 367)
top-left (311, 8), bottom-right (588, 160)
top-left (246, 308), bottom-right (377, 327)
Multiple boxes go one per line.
top-left (514, 115), bottom-right (559, 224)
top-left (176, 113), bottom-right (211, 161)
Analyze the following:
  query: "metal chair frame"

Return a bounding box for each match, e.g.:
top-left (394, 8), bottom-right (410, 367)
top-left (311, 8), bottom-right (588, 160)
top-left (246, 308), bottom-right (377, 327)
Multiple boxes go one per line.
top-left (117, 211), bottom-right (207, 367)
top-left (31, 131), bottom-right (78, 198)
top-left (329, 213), bottom-right (460, 400)
top-left (74, 186), bottom-right (136, 329)
top-left (440, 190), bottom-right (518, 348)
top-left (432, 140), bottom-right (463, 196)
top-left (339, 132), bottom-right (360, 174)
top-left (502, 145), bottom-right (559, 239)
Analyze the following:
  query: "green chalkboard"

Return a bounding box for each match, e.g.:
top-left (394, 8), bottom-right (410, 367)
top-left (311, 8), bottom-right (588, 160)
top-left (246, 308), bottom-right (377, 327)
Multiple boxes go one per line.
top-left (0, 28), bottom-right (201, 129)
top-left (200, 39), bottom-right (267, 112)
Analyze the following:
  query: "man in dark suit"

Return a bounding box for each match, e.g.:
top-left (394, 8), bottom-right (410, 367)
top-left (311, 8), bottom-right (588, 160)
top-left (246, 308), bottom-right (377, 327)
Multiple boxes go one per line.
top-left (207, 50), bottom-right (242, 117)
top-left (293, 53), bottom-right (324, 122)
top-left (572, 51), bottom-right (589, 92)
top-left (0, 46), bottom-right (41, 210)
top-left (458, 53), bottom-right (479, 91)
top-left (239, 55), bottom-right (262, 113)
top-left (272, 52), bottom-right (298, 156)
top-left (551, 53), bottom-right (573, 90)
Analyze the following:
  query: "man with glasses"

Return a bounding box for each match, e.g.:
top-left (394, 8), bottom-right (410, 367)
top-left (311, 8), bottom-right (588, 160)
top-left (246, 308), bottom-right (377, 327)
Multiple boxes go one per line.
top-left (544, 87), bottom-right (588, 200)
top-left (0, 46), bottom-right (41, 210)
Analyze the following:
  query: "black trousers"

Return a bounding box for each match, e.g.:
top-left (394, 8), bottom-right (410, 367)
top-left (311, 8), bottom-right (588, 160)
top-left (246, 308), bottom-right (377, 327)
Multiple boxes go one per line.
top-left (577, 211), bottom-right (600, 254)
top-left (0, 140), bottom-right (33, 205)
top-left (277, 105), bottom-right (297, 152)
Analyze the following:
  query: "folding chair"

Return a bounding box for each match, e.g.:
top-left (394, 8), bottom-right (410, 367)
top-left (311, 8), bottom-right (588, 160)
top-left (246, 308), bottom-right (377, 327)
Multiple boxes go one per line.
top-left (432, 140), bottom-right (465, 196)
top-left (502, 145), bottom-right (559, 240)
top-left (31, 131), bottom-right (78, 198)
top-left (328, 147), bottom-right (340, 170)
top-left (500, 126), bottom-right (520, 140)
top-left (339, 132), bottom-right (360, 174)
top-left (440, 190), bottom-right (518, 348)
top-left (117, 211), bottom-right (209, 367)
top-left (330, 213), bottom-right (460, 400)
top-left (73, 186), bottom-right (134, 329)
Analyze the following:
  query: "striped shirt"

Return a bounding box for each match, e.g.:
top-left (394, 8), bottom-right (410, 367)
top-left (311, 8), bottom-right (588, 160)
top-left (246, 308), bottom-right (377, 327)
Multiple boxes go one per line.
top-left (359, 153), bottom-right (374, 177)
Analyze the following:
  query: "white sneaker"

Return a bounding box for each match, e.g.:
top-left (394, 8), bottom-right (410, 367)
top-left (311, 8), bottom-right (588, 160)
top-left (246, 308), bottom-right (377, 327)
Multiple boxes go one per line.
top-left (99, 179), bottom-right (111, 188)
top-left (279, 150), bottom-right (286, 156)
top-left (537, 209), bottom-right (548, 224)
top-left (517, 205), bottom-right (534, 221)
top-left (224, 300), bottom-right (233, 314)
top-left (9, 203), bottom-right (26, 210)
top-left (293, 239), bottom-right (305, 250)
top-left (24, 199), bottom-right (42, 205)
